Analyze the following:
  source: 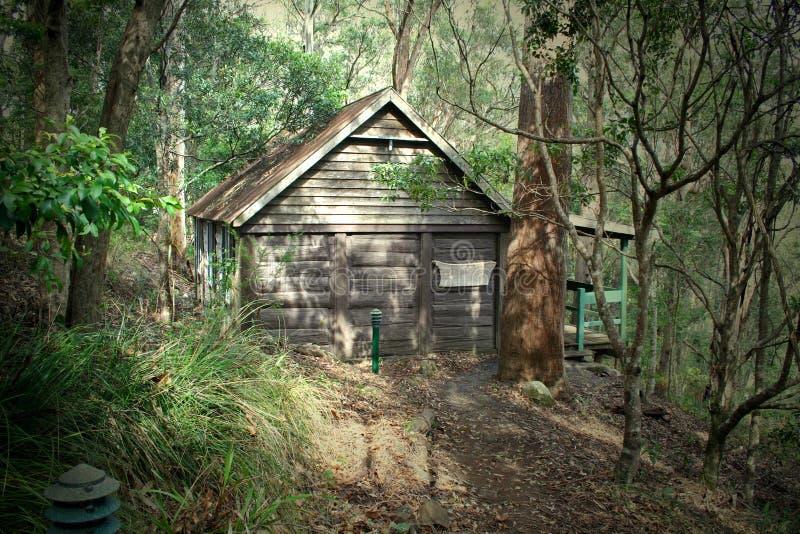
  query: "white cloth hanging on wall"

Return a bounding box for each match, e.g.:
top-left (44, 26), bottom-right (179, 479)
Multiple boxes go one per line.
top-left (433, 260), bottom-right (496, 287)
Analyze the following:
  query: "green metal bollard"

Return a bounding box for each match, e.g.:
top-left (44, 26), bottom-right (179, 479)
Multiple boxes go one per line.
top-left (371, 308), bottom-right (382, 374)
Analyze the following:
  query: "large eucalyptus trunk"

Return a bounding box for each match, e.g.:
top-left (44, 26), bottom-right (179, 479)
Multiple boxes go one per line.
top-left (67, 0), bottom-right (167, 326)
top-left (498, 71), bottom-right (569, 395)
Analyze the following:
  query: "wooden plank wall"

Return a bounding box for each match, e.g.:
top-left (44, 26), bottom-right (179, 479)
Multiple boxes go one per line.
top-left (244, 233), bottom-right (333, 348)
top-left (241, 231), bottom-right (501, 356)
top-left (248, 107), bottom-right (506, 229)
top-left (431, 233), bottom-right (497, 352)
top-left (347, 233), bottom-right (420, 357)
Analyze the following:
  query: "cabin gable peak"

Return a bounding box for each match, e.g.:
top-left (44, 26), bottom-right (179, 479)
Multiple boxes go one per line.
top-left (187, 87), bottom-right (509, 228)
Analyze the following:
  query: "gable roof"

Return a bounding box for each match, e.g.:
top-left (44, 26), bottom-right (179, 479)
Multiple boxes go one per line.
top-left (187, 87), bottom-right (510, 227)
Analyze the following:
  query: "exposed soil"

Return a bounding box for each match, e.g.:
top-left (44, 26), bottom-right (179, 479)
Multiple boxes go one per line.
top-left (2, 241), bottom-right (796, 532)
top-left (291, 350), bottom-right (799, 533)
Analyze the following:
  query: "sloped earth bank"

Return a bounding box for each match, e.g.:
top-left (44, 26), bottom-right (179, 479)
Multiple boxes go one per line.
top-left (293, 351), bottom-right (795, 533)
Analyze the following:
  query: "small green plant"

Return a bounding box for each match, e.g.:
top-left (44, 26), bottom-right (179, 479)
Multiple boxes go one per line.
top-left (642, 440), bottom-right (662, 466)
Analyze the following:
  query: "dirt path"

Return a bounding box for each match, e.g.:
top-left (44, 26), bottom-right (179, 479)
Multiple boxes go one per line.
top-left (428, 359), bottom-right (622, 532)
top-left (295, 351), bottom-right (793, 533)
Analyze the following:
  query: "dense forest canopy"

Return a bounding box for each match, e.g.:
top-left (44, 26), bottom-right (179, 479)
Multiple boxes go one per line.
top-left (1, 0), bottom-right (799, 531)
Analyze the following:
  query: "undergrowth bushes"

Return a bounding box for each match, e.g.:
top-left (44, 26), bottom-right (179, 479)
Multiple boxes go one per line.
top-left (0, 311), bottom-right (327, 532)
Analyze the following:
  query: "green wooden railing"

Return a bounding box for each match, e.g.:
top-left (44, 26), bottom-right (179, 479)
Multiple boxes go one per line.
top-left (566, 240), bottom-right (629, 351)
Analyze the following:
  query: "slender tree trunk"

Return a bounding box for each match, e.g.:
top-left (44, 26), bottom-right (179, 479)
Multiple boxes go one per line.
top-left (655, 276), bottom-right (679, 397)
top-left (616, 351), bottom-right (643, 481)
top-left (745, 99), bottom-right (781, 503)
top-left (31, 0), bottom-right (69, 142)
top-left (743, 230), bottom-right (772, 501)
top-left (613, 199), bottom-right (655, 483)
top-left (389, 0), bottom-right (440, 98)
top-left (498, 70), bottom-right (569, 395)
top-left (703, 329), bottom-right (737, 487)
top-left (155, 5), bottom-right (186, 258)
top-left (703, 423), bottom-right (726, 488)
top-left (646, 280), bottom-right (658, 400)
top-left (67, 0), bottom-right (167, 326)
top-left (302, 0), bottom-right (315, 54)
top-left (574, 19), bottom-right (603, 297)
top-left (154, 5), bottom-right (186, 321)
top-left (30, 0), bottom-right (71, 323)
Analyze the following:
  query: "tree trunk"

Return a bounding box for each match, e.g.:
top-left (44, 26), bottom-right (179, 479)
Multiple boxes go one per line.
top-left (655, 277), bottom-right (679, 397)
top-left (154, 4), bottom-right (186, 321)
top-left (645, 280), bottom-right (658, 401)
top-left (67, 0), bottom-right (167, 326)
top-left (498, 71), bottom-right (569, 395)
top-left (744, 257), bottom-right (771, 502)
top-left (31, 0), bottom-right (70, 141)
top-left (302, 0), bottom-right (315, 54)
top-left (703, 420), bottom-right (726, 489)
top-left (613, 208), bottom-right (655, 483)
top-left (30, 0), bottom-right (71, 323)
top-left (155, 6), bottom-right (187, 259)
top-left (390, 0), bottom-right (440, 98)
top-left (615, 357), bottom-right (643, 482)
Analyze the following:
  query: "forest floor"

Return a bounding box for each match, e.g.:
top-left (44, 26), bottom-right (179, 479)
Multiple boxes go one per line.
top-left (292, 349), bottom-right (799, 533)
top-left (2, 238), bottom-right (796, 532)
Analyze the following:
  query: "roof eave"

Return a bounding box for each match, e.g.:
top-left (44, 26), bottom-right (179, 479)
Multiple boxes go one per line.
top-left (230, 89), bottom-right (395, 227)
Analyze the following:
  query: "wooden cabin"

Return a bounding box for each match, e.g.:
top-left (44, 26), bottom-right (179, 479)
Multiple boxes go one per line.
top-left (187, 88), bottom-right (635, 359)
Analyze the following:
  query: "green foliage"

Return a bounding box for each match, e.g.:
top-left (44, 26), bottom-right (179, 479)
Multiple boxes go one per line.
top-left (520, 0), bottom-right (578, 84)
top-left (129, 1), bottom-right (345, 198)
top-left (414, 2), bottom-right (517, 144)
top-left (770, 410), bottom-right (800, 463)
top-left (0, 310), bottom-right (327, 531)
top-left (0, 122), bottom-right (180, 289)
top-left (65, 0), bottom-right (130, 132)
top-left (463, 144), bottom-right (519, 200)
top-left (373, 145), bottom-right (518, 210)
top-left (182, 36), bottom-right (343, 157)
top-left (372, 155), bottom-right (451, 210)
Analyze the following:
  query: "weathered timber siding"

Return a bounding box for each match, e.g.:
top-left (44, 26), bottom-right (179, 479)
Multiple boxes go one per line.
top-left (346, 233), bottom-right (420, 357)
top-left (242, 233), bottom-right (333, 349)
top-left (233, 105), bottom-right (508, 356)
top-left (248, 107), bottom-right (505, 230)
top-left (432, 233), bottom-right (497, 353)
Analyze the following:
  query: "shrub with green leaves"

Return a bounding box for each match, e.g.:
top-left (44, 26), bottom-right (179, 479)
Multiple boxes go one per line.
top-left (0, 122), bottom-right (180, 289)
top-left (0, 311), bottom-right (327, 531)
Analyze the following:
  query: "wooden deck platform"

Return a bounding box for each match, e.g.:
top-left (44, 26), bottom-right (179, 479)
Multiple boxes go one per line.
top-left (564, 324), bottom-right (613, 354)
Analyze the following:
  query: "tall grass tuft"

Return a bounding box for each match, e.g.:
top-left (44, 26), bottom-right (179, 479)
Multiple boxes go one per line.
top-left (0, 310), bottom-right (327, 532)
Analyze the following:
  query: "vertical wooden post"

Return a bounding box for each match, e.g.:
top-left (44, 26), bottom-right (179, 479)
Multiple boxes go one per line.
top-left (495, 232), bottom-right (509, 352)
top-left (194, 218), bottom-right (202, 304)
top-left (577, 287), bottom-right (586, 351)
top-left (619, 239), bottom-right (629, 342)
top-left (418, 232), bottom-right (433, 354)
top-left (332, 233), bottom-right (350, 357)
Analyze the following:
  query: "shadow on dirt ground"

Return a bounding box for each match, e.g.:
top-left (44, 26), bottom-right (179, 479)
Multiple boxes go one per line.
top-left (291, 350), bottom-right (797, 533)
